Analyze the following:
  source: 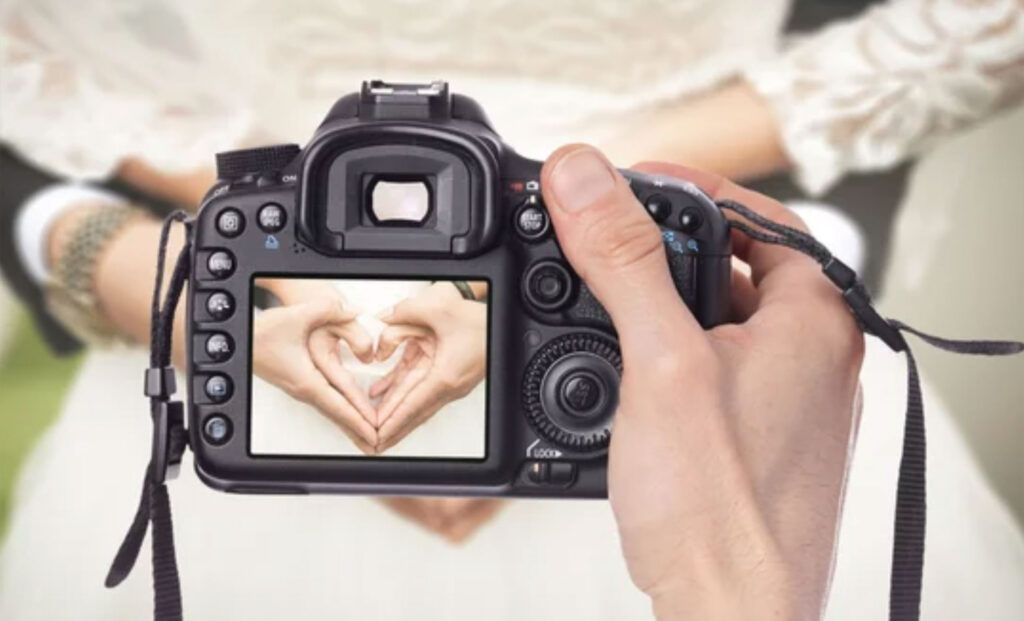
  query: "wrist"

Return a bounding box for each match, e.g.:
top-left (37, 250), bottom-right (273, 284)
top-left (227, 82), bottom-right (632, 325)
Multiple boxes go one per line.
top-left (649, 565), bottom-right (797, 621)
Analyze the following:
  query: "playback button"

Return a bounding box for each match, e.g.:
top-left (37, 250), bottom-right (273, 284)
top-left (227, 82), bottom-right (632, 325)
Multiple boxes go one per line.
top-left (204, 374), bottom-right (232, 403)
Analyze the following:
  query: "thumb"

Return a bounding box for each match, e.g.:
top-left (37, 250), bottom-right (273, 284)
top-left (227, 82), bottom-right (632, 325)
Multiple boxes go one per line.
top-left (540, 144), bottom-right (701, 347)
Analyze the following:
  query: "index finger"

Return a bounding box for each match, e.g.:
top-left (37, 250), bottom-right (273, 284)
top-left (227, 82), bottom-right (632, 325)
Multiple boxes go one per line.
top-left (630, 162), bottom-right (828, 302)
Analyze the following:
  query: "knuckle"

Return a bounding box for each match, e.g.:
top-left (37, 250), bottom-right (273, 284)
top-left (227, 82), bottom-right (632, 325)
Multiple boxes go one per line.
top-left (290, 380), bottom-right (315, 401)
top-left (580, 210), bottom-right (663, 272)
top-left (435, 370), bottom-right (462, 393)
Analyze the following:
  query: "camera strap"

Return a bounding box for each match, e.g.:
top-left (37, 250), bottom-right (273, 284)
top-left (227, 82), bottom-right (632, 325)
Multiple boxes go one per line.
top-left (104, 206), bottom-right (1022, 621)
top-left (717, 198), bottom-right (1024, 621)
top-left (105, 211), bottom-right (191, 621)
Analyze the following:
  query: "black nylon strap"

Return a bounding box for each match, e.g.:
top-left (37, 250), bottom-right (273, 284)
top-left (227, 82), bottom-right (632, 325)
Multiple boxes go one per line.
top-left (718, 199), bottom-right (1024, 621)
top-left (106, 208), bottom-right (1023, 621)
top-left (106, 211), bottom-right (191, 621)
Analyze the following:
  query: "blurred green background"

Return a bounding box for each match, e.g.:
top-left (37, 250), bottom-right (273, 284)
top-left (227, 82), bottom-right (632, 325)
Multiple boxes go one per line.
top-left (0, 311), bottom-right (80, 538)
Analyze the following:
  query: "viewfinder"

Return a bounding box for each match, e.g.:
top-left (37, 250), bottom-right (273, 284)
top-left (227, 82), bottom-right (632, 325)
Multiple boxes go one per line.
top-left (368, 178), bottom-right (431, 225)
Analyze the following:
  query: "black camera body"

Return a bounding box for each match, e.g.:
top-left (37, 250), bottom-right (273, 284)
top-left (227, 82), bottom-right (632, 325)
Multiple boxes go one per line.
top-left (188, 81), bottom-right (731, 498)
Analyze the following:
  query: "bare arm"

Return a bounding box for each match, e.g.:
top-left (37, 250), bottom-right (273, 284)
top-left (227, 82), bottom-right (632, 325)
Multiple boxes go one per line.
top-left (46, 203), bottom-right (189, 365)
top-left (600, 81), bottom-right (791, 182)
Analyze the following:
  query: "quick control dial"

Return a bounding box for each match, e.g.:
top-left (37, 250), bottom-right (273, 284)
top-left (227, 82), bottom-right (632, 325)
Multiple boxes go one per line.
top-left (522, 333), bottom-right (621, 452)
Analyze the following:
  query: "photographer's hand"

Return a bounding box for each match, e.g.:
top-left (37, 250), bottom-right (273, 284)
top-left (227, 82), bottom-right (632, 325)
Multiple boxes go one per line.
top-left (253, 296), bottom-right (379, 453)
top-left (370, 283), bottom-right (487, 452)
top-left (541, 145), bottom-right (864, 620)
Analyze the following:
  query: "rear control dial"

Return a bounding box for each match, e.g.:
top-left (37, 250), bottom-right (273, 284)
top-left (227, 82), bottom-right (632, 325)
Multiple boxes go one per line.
top-left (522, 333), bottom-right (621, 451)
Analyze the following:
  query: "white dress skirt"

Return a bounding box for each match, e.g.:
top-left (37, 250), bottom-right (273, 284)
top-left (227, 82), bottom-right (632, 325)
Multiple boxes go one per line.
top-left (1, 337), bottom-right (1022, 620)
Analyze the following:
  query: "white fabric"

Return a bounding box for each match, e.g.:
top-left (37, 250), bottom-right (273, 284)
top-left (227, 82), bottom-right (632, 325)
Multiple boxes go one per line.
top-left (746, 0), bottom-right (1024, 194)
top-left (1, 342), bottom-right (1021, 620)
top-left (0, 0), bottom-right (788, 179)
top-left (13, 184), bottom-right (127, 284)
top-left (3, 1), bottom-right (1023, 194)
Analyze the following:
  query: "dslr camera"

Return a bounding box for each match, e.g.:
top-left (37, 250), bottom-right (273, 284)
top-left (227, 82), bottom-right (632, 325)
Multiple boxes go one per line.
top-left (188, 80), bottom-right (731, 497)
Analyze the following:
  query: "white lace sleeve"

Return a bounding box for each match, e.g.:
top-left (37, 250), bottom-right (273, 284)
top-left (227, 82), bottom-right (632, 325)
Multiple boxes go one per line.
top-left (745, 0), bottom-right (1024, 195)
top-left (0, 6), bottom-right (253, 180)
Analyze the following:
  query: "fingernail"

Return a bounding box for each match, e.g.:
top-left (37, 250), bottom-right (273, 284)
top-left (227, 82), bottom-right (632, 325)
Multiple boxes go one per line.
top-left (549, 147), bottom-right (617, 213)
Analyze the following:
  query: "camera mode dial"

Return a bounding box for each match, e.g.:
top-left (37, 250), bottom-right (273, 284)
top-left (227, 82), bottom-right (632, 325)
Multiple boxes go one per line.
top-left (522, 333), bottom-right (621, 452)
top-left (215, 144), bottom-right (300, 180)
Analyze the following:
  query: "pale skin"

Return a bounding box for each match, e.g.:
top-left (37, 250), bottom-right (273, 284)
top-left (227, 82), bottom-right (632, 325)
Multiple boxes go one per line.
top-left (540, 144), bottom-right (863, 619)
top-left (41, 82), bottom-right (866, 614)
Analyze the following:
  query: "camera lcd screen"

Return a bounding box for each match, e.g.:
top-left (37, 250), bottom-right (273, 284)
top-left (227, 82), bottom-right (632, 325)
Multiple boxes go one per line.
top-left (249, 277), bottom-right (488, 459)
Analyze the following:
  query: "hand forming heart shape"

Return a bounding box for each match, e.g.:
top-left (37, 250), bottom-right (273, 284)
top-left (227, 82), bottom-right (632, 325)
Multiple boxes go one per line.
top-left (253, 279), bottom-right (487, 455)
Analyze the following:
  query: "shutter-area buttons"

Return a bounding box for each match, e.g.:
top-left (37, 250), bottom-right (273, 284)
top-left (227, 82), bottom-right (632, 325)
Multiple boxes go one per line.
top-left (679, 208), bottom-right (703, 234)
top-left (523, 260), bottom-right (574, 312)
top-left (644, 194), bottom-right (672, 223)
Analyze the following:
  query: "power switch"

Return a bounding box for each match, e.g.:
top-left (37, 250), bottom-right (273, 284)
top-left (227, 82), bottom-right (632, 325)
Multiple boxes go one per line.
top-left (524, 460), bottom-right (576, 487)
top-left (526, 461), bottom-right (550, 484)
top-left (549, 462), bottom-right (576, 486)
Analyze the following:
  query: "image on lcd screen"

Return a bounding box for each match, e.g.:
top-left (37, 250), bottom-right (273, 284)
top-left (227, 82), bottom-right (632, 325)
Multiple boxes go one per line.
top-left (249, 277), bottom-right (488, 459)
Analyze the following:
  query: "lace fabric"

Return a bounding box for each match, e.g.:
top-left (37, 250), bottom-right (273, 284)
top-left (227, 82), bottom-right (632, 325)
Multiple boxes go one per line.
top-left (0, 0), bottom-right (789, 177)
top-left (1, 0), bottom-right (1022, 192)
top-left (747, 0), bottom-right (1024, 194)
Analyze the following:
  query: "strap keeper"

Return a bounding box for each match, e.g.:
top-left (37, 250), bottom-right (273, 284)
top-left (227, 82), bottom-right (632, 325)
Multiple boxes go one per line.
top-left (822, 256), bottom-right (857, 291)
top-left (822, 257), bottom-right (908, 353)
top-left (144, 366), bottom-right (176, 399)
top-left (150, 400), bottom-right (185, 484)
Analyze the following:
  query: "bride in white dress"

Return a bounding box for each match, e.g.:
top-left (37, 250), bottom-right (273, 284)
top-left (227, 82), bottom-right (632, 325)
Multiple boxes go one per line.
top-left (2, 1), bottom-right (1024, 619)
